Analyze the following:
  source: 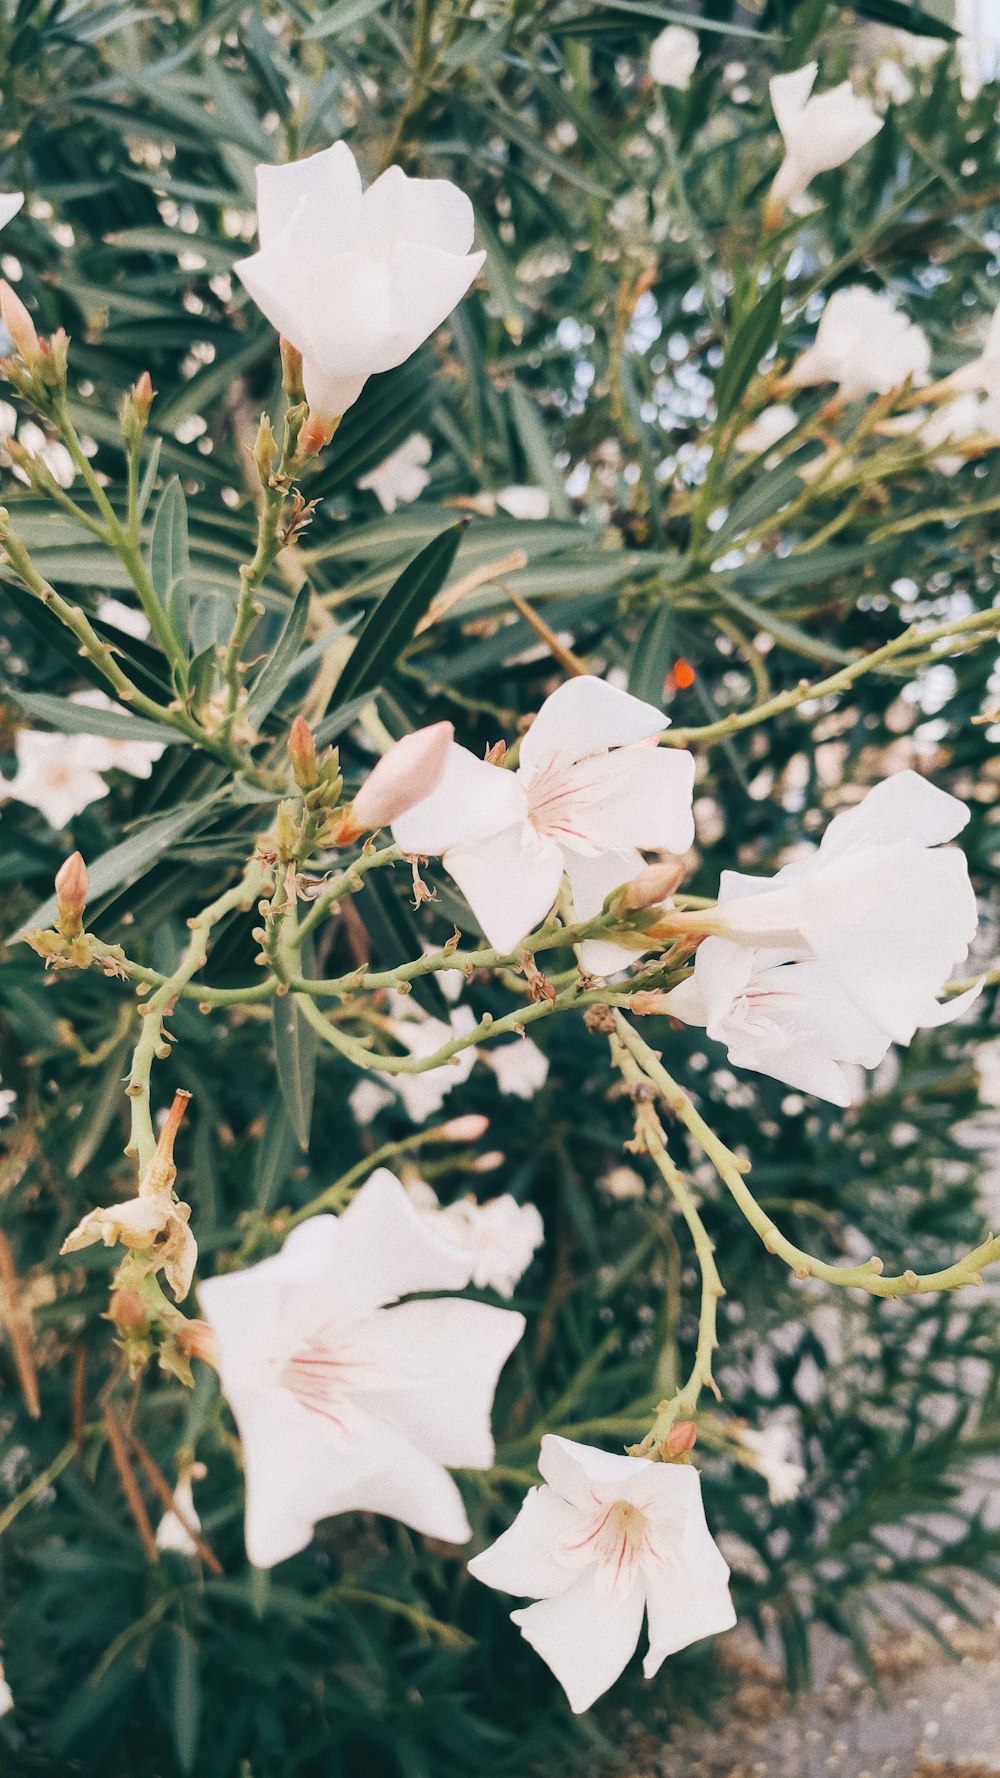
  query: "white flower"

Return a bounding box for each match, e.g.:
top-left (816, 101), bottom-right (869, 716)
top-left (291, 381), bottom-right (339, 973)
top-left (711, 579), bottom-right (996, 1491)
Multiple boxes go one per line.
top-left (69, 690), bottom-right (166, 780)
top-left (357, 433), bottom-right (432, 512)
top-left (405, 1176), bottom-right (544, 1297)
top-left (768, 63), bottom-right (882, 215)
top-left (236, 145), bottom-right (485, 435)
top-left (956, 0), bottom-right (1000, 98)
top-left (739, 1423), bottom-right (806, 1505)
top-left (0, 1658), bottom-right (12, 1718)
top-left (349, 1077), bottom-right (395, 1126)
top-left (468, 1435), bottom-right (735, 1713)
top-left (97, 597), bottom-right (152, 640)
top-left (3, 730), bottom-right (109, 828)
top-left (649, 24), bottom-right (700, 89)
top-left (198, 1169), bottom-right (525, 1566)
top-left (391, 676), bottom-right (695, 972)
top-left (949, 300), bottom-right (1000, 403)
top-left (702, 771), bottom-right (980, 1047)
top-left (377, 998), bottom-right (479, 1122)
top-left (0, 192), bottom-right (23, 232)
top-left (17, 420), bottom-right (75, 489)
top-left (873, 59), bottom-right (913, 106)
top-left (486, 1037), bottom-right (549, 1099)
top-left (155, 1474), bottom-right (202, 1557)
top-left (496, 485), bottom-right (551, 521)
top-left (734, 404), bottom-right (798, 455)
top-left (789, 286), bottom-right (930, 402)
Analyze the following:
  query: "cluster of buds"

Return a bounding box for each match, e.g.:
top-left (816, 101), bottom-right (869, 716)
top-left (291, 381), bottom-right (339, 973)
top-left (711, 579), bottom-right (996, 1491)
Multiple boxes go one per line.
top-left (0, 280), bottom-right (69, 411)
top-left (26, 853), bottom-right (129, 975)
top-left (119, 371), bottom-right (155, 455)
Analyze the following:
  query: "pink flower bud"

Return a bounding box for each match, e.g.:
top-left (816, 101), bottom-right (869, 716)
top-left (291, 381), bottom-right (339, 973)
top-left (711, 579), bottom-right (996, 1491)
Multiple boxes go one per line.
top-left (662, 1421), bottom-right (697, 1459)
top-left (175, 1318), bottom-right (220, 1369)
top-left (0, 280), bottom-right (40, 364)
top-left (351, 722), bottom-right (454, 832)
top-left (55, 850), bottom-right (88, 922)
top-left (288, 714), bottom-right (319, 790)
top-left (472, 1149), bottom-right (505, 1173)
top-left (439, 1113), bottom-right (490, 1142)
top-left (298, 412), bottom-right (336, 458)
top-left (619, 859), bottom-right (685, 912)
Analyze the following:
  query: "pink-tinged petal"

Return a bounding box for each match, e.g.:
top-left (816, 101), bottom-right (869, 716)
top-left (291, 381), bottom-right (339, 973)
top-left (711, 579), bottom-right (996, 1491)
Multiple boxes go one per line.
top-left (537, 1434), bottom-right (640, 1509)
top-left (356, 164), bottom-right (476, 257)
top-left (352, 722), bottom-right (455, 830)
top-left (352, 1296), bottom-right (524, 1468)
top-left (769, 63), bottom-right (817, 137)
top-left (0, 192), bottom-right (24, 231)
top-left (519, 677), bottom-right (666, 777)
top-left (255, 143), bottom-right (362, 252)
top-left (920, 978), bottom-right (984, 1027)
top-left (565, 746), bottom-right (695, 855)
top-left (391, 742), bottom-right (528, 856)
top-left (512, 1573), bottom-right (646, 1714)
top-left (386, 241), bottom-right (486, 362)
top-left (445, 825), bottom-right (565, 953)
top-left (818, 770), bottom-right (970, 858)
top-left (469, 1484), bottom-right (583, 1599)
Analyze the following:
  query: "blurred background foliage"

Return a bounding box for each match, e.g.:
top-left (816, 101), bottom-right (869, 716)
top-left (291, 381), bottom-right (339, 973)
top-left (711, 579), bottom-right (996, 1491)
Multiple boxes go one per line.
top-left (4, 0), bottom-right (1000, 1773)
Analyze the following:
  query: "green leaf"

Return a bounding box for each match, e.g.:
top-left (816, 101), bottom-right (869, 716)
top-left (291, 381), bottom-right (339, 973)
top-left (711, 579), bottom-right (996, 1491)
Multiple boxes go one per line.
top-left (136, 436), bottom-right (163, 522)
top-left (303, 0), bottom-right (388, 38)
top-left (274, 995), bottom-right (317, 1150)
top-left (146, 475), bottom-right (191, 658)
top-left (250, 1091), bottom-right (300, 1210)
top-left (170, 1629), bottom-right (201, 1776)
top-left (244, 585), bottom-right (313, 719)
top-left (332, 522), bottom-right (464, 706)
top-left (508, 382), bottom-right (573, 519)
top-left (714, 279), bottom-right (786, 425)
top-left (14, 690), bottom-right (180, 745)
top-left (628, 605), bottom-right (674, 706)
top-left (846, 0), bottom-right (957, 40)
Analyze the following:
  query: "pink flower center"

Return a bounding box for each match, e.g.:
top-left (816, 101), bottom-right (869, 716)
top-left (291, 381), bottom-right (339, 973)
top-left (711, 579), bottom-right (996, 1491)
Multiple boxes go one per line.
top-left (523, 754), bottom-right (609, 853)
top-left (280, 1331), bottom-right (379, 1431)
top-left (565, 1496), bottom-right (655, 1588)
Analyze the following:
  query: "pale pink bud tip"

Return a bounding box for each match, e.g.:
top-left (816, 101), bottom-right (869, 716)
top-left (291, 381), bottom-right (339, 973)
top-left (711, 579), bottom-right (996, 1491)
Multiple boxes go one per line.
top-left (0, 280), bottom-right (40, 364)
top-left (299, 413), bottom-right (336, 457)
top-left (352, 721), bottom-right (454, 831)
top-left (175, 1319), bottom-right (220, 1369)
top-left (663, 1420), bottom-right (697, 1458)
top-left (621, 859), bottom-right (685, 912)
top-left (440, 1113), bottom-right (490, 1142)
top-left (288, 713), bottom-right (318, 788)
top-left (55, 850), bottom-right (88, 917)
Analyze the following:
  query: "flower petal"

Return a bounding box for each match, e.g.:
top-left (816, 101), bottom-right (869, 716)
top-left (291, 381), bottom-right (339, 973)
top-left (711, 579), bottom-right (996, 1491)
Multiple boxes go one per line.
top-left (512, 1573), bottom-right (646, 1713)
top-left (255, 143), bottom-right (362, 253)
top-left (643, 1471), bottom-right (735, 1674)
top-left (566, 746), bottom-right (696, 855)
top-left (819, 769), bottom-right (970, 857)
top-left (352, 1296), bottom-right (524, 1468)
top-left (769, 62), bottom-right (817, 139)
top-left (0, 192), bottom-right (24, 231)
top-left (920, 978), bottom-right (984, 1027)
top-left (518, 677), bottom-right (666, 776)
top-left (445, 825), bottom-right (565, 953)
top-left (356, 164), bottom-right (476, 257)
top-left (391, 742), bottom-right (528, 856)
top-left (537, 1434), bottom-right (641, 1508)
top-left (563, 848), bottom-right (647, 977)
top-left (386, 241), bottom-right (486, 363)
top-left (468, 1484), bottom-right (583, 1599)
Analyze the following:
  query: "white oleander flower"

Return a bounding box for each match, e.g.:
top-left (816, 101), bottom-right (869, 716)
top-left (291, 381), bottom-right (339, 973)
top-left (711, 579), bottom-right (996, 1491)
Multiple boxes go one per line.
top-left (392, 676), bottom-right (695, 972)
top-left (486, 1037), bottom-right (549, 1099)
top-left (97, 597), bottom-right (153, 640)
top-left (404, 1176), bottom-right (544, 1297)
top-left (357, 432), bottom-right (432, 511)
top-left (496, 485), bottom-right (551, 521)
top-left (739, 1423), bottom-right (806, 1505)
top-left (3, 730), bottom-right (110, 829)
top-left (701, 771), bottom-right (980, 1047)
top-left (69, 691), bottom-right (167, 780)
top-left (17, 420), bottom-right (75, 489)
top-left (767, 63), bottom-right (882, 217)
top-left (376, 998), bottom-right (479, 1123)
top-left (649, 24), bottom-right (700, 89)
top-left (0, 1658), bottom-right (12, 1717)
top-left (469, 1435), bottom-right (735, 1713)
top-left (788, 286), bottom-right (930, 402)
top-left (235, 145), bottom-right (485, 440)
top-left (350, 721), bottom-right (454, 833)
top-left (198, 1169), bottom-right (524, 1566)
top-left (734, 403), bottom-right (798, 454)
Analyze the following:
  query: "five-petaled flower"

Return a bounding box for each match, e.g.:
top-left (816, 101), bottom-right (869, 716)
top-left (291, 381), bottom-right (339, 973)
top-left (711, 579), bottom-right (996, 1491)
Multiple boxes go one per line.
top-left (788, 286), bottom-right (930, 403)
top-left (469, 1435), bottom-right (735, 1713)
top-left (674, 772), bottom-right (980, 1058)
top-left (235, 144), bottom-right (485, 443)
top-left (391, 676), bottom-right (695, 971)
top-left (197, 1169), bottom-right (524, 1567)
top-left (767, 63), bottom-right (882, 222)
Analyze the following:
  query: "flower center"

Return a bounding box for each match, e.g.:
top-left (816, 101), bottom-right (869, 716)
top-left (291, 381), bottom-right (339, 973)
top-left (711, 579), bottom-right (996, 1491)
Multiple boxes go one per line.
top-left (280, 1330), bottom-right (379, 1432)
top-left (566, 1495), bottom-right (652, 1588)
top-left (523, 755), bottom-right (608, 853)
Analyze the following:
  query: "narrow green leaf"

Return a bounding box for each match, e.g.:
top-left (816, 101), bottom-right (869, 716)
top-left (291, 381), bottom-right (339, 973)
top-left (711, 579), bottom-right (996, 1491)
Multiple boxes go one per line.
top-left (628, 605), bottom-right (674, 706)
top-left (147, 476), bottom-right (191, 655)
top-left (274, 995), bottom-right (317, 1149)
top-left (171, 1629), bottom-right (200, 1776)
top-left (244, 584), bottom-right (312, 718)
top-left (303, 0), bottom-right (387, 38)
top-left (250, 1092), bottom-right (300, 1210)
top-left (332, 523), bottom-right (464, 705)
top-left (14, 690), bottom-right (180, 746)
top-left (714, 279), bottom-right (785, 425)
top-left (508, 382), bottom-right (573, 519)
top-left (136, 435), bottom-right (162, 522)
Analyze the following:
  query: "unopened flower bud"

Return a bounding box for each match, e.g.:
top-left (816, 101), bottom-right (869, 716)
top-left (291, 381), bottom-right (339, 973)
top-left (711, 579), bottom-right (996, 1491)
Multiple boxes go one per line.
top-left (662, 1421), bottom-right (697, 1460)
top-left (628, 990), bottom-right (674, 1017)
top-left (174, 1318), bottom-right (220, 1369)
top-left (615, 859), bottom-right (686, 914)
top-left (288, 714), bottom-right (319, 790)
top-left (55, 850), bottom-right (88, 936)
top-left (0, 280), bottom-right (39, 365)
top-left (254, 412), bottom-right (278, 485)
top-left (119, 371), bottom-right (155, 450)
top-left (107, 1288), bottom-right (148, 1333)
top-left (352, 721), bottom-right (454, 832)
top-left (298, 412), bottom-right (337, 458)
top-left (472, 1149), bottom-right (504, 1173)
top-left (280, 337), bottom-right (305, 402)
top-left (440, 1113), bottom-right (490, 1142)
